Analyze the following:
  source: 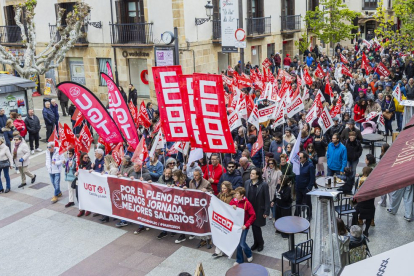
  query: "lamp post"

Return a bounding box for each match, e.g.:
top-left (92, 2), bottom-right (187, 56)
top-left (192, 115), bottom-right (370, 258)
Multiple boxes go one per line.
top-left (195, 1), bottom-right (214, 25)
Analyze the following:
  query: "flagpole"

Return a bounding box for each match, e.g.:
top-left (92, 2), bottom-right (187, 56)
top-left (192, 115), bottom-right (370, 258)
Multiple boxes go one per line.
top-left (219, 153), bottom-right (224, 174)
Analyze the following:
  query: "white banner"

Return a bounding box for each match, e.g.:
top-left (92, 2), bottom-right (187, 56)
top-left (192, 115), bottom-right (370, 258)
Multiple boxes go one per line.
top-left (287, 94), bottom-right (304, 118)
top-left (208, 196), bottom-right (244, 257)
top-left (220, 0), bottom-right (238, 53)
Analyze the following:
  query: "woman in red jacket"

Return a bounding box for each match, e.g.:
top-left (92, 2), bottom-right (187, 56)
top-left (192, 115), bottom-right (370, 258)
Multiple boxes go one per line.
top-left (230, 187), bottom-right (256, 266)
top-left (353, 99), bottom-right (367, 131)
top-left (13, 114), bottom-right (27, 137)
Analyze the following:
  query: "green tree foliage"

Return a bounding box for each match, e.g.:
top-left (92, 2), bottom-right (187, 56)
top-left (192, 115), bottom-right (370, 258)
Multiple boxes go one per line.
top-left (374, 0), bottom-right (414, 51)
top-left (295, 32), bottom-right (311, 54)
top-left (305, 0), bottom-right (360, 44)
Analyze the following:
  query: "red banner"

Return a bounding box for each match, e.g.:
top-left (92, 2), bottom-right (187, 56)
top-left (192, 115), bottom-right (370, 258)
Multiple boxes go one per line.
top-left (303, 68), bottom-right (313, 85)
top-left (78, 124), bottom-right (93, 153)
top-left (179, 75), bottom-right (203, 147)
top-left (102, 73), bottom-right (139, 150)
top-left (341, 64), bottom-right (353, 77)
top-left (233, 72), bottom-right (253, 88)
top-left (314, 64), bottom-right (325, 79)
top-left (375, 62), bottom-right (391, 77)
top-left (330, 95), bottom-right (342, 118)
top-left (325, 82), bottom-right (334, 97)
top-left (138, 100), bottom-right (152, 128)
top-left (251, 129), bottom-right (263, 157)
top-left (262, 58), bottom-right (272, 68)
top-left (193, 74), bottom-right (235, 153)
top-left (112, 142), bottom-right (124, 166)
top-left (340, 54), bottom-right (348, 64)
top-left (152, 66), bottom-right (190, 142)
top-left (131, 138), bottom-right (148, 165)
top-left (57, 82), bottom-right (123, 144)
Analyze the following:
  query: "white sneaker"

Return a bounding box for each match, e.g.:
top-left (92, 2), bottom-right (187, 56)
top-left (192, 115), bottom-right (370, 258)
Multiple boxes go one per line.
top-left (16, 169), bottom-right (19, 174)
top-left (233, 262), bottom-right (239, 266)
top-left (35, 148), bottom-right (42, 152)
top-left (31, 150), bottom-right (34, 154)
top-left (247, 256), bottom-right (253, 263)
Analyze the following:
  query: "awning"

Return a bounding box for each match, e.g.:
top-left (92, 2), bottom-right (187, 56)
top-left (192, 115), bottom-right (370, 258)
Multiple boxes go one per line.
top-left (15, 82), bottom-right (36, 89)
top-left (354, 115), bottom-right (414, 202)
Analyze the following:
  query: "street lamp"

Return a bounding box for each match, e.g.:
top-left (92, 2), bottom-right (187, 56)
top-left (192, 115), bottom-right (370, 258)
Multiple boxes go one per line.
top-left (195, 1), bottom-right (214, 25)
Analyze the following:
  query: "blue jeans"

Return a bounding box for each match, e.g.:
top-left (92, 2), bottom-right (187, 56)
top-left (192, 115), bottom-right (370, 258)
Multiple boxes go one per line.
top-left (396, 112), bottom-right (403, 131)
top-left (347, 160), bottom-right (358, 179)
top-left (236, 229), bottom-right (252, 264)
top-left (49, 173), bottom-right (61, 196)
top-left (384, 119), bottom-right (393, 135)
top-left (327, 167), bottom-right (341, 177)
top-left (0, 167), bottom-right (10, 190)
top-left (356, 122), bottom-right (364, 132)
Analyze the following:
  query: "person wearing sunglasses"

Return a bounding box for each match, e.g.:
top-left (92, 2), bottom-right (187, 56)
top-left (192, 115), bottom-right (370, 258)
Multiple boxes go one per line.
top-left (217, 161), bottom-right (242, 192)
top-left (45, 141), bottom-right (64, 203)
top-left (264, 158), bottom-right (282, 220)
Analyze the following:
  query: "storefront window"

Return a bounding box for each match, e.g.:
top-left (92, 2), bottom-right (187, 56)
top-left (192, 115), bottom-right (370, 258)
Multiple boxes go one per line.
top-left (69, 58), bottom-right (86, 85)
top-left (0, 91), bottom-right (28, 116)
top-left (128, 59), bottom-right (149, 98)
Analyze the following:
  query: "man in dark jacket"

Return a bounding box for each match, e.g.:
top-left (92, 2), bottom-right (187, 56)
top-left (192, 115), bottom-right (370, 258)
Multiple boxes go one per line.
top-left (50, 99), bottom-right (60, 130)
top-left (239, 157), bottom-right (256, 184)
top-left (405, 61), bottom-right (414, 80)
top-left (218, 161), bottom-right (243, 192)
top-left (57, 88), bottom-right (69, 116)
top-left (245, 168), bottom-right (270, 252)
top-left (0, 108), bottom-right (8, 134)
top-left (130, 162), bottom-right (152, 182)
top-left (269, 132), bottom-right (288, 163)
top-left (128, 84), bottom-right (138, 107)
top-left (325, 117), bottom-right (344, 143)
top-left (262, 128), bottom-right (271, 152)
top-left (24, 109), bottom-right (42, 153)
top-left (344, 131), bottom-right (362, 179)
top-left (295, 151), bottom-right (315, 220)
top-left (340, 119), bottom-right (362, 142)
top-left (42, 101), bottom-right (56, 141)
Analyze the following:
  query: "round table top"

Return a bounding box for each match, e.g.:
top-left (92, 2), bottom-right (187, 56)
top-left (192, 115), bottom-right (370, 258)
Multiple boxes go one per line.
top-left (362, 133), bottom-right (384, 141)
top-left (316, 177), bottom-right (344, 189)
top-left (274, 216), bottom-right (310, 234)
top-left (226, 263), bottom-right (269, 276)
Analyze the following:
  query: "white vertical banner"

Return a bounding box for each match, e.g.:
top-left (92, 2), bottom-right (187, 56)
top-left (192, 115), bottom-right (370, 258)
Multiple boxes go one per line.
top-left (221, 0), bottom-right (239, 53)
top-left (208, 196), bottom-right (244, 257)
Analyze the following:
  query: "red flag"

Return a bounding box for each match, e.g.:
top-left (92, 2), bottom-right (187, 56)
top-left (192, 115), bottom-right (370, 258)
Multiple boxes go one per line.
top-left (340, 53), bottom-right (349, 64)
top-left (330, 95), bottom-right (342, 118)
top-left (138, 100), bottom-right (151, 128)
top-left (71, 109), bottom-right (84, 128)
top-left (112, 142), bottom-right (124, 166)
top-left (233, 71), bottom-right (253, 89)
top-left (341, 64), bottom-right (353, 77)
top-left (77, 124), bottom-right (93, 153)
top-left (262, 58), bottom-right (272, 68)
top-left (128, 100), bottom-right (138, 127)
top-left (251, 129), bottom-right (263, 157)
top-left (303, 68), bottom-right (313, 85)
top-left (59, 123), bottom-right (76, 154)
top-left (131, 138), bottom-right (148, 165)
top-left (314, 64), bottom-right (325, 79)
top-left (375, 62), bottom-right (391, 77)
top-left (246, 94), bottom-right (255, 118)
top-left (291, 84), bottom-right (301, 100)
top-left (98, 136), bottom-right (116, 154)
top-left (279, 79), bottom-right (291, 99)
top-left (361, 52), bottom-right (373, 74)
top-left (48, 125), bottom-right (59, 147)
top-left (325, 82), bottom-right (334, 98)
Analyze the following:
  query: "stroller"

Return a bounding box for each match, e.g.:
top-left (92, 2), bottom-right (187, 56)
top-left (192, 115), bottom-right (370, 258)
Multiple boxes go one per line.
top-left (361, 120), bottom-right (377, 135)
top-left (349, 235), bottom-right (372, 264)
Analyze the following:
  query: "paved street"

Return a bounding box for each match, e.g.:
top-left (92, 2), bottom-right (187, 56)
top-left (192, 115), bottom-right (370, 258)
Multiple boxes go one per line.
top-left (0, 95), bottom-right (412, 276)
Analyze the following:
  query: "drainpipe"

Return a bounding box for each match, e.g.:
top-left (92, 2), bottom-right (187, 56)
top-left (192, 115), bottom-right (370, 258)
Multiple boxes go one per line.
top-left (110, 0), bottom-right (119, 85)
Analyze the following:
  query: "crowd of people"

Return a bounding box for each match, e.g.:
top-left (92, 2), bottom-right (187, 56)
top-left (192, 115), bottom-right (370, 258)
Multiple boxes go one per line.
top-left (0, 38), bottom-right (411, 268)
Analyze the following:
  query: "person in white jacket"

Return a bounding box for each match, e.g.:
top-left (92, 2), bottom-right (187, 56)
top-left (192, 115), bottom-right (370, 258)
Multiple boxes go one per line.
top-left (0, 137), bottom-right (13, 193)
top-left (12, 136), bottom-right (36, 189)
top-left (46, 142), bottom-right (65, 203)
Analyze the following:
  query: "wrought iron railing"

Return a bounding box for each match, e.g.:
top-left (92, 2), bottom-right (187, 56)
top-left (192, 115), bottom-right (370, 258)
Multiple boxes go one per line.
top-left (0, 25), bottom-right (23, 44)
top-left (281, 15), bottom-right (301, 32)
top-left (110, 22), bottom-right (153, 44)
top-left (246, 16), bottom-right (271, 36)
top-left (212, 20), bottom-right (221, 40)
top-left (49, 24), bottom-right (88, 44)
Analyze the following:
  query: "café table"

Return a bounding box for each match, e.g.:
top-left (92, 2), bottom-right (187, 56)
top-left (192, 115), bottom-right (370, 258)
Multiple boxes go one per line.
top-left (362, 133), bottom-right (384, 157)
top-left (274, 216), bottom-right (310, 276)
top-left (316, 176), bottom-right (344, 190)
top-left (225, 263), bottom-right (269, 276)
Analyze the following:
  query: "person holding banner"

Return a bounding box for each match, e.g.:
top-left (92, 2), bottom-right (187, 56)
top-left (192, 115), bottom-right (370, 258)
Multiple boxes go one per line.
top-left (230, 187), bottom-right (256, 266)
top-left (206, 154), bottom-right (226, 195)
top-left (245, 168), bottom-right (270, 252)
top-left (64, 148), bottom-right (77, 208)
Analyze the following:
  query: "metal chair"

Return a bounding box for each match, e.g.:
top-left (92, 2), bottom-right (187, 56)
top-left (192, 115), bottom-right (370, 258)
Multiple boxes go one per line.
top-left (334, 193), bottom-right (356, 227)
top-left (291, 204), bottom-right (311, 239)
top-left (282, 239), bottom-right (313, 275)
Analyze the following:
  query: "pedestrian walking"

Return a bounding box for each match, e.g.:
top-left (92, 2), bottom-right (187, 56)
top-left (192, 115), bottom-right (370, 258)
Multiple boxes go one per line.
top-left (128, 84), bottom-right (138, 107)
top-left (51, 99), bottom-right (60, 131)
top-left (45, 142), bottom-right (64, 203)
top-left (64, 148), bottom-right (77, 208)
top-left (2, 119), bottom-right (15, 149)
top-left (13, 136), bottom-right (36, 189)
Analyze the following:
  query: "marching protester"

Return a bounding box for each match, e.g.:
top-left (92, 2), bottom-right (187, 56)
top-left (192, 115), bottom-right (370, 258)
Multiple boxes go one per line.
top-left (64, 148), bottom-right (77, 208)
top-left (76, 153), bottom-right (92, 217)
top-left (45, 142), bottom-right (63, 203)
top-left (218, 161), bottom-right (243, 192)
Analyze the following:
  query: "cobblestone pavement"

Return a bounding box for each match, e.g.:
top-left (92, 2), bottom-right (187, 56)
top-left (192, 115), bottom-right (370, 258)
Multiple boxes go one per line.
top-left (0, 95), bottom-right (410, 276)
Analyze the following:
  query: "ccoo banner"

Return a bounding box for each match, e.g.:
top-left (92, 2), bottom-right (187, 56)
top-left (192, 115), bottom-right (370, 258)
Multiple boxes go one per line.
top-left (57, 82), bottom-right (124, 144)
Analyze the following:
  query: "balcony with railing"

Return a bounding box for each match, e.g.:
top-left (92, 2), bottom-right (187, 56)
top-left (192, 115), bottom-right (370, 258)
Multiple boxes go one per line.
top-left (281, 15), bottom-right (301, 33)
top-left (0, 25), bottom-right (23, 45)
top-left (49, 24), bottom-right (88, 45)
top-left (109, 23), bottom-right (153, 46)
top-left (363, 0), bottom-right (378, 10)
top-left (246, 16), bottom-right (271, 38)
top-left (212, 19), bottom-right (221, 41)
